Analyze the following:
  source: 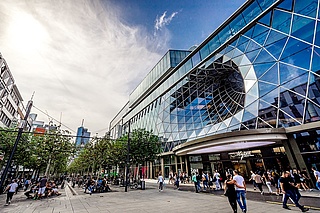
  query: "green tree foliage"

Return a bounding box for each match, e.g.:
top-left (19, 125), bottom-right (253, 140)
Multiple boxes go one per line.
top-left (0, 127), bottom-right (74, 177)
top-left (67, 129), bottom-right (161, 174)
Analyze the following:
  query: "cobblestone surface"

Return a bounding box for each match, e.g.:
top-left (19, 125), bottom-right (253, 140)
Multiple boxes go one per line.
top-left (0, 180), bottom-right (319, 213)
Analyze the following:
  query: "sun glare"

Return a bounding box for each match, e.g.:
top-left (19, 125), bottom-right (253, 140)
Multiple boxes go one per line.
top-left (7, 12), bottom-right (48, 52)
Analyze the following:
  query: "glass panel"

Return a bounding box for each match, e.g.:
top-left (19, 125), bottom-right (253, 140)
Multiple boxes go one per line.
top-left (255, 30), bottom-right (270, 46)
top-left (265, 29), bottom-right (288, 46)
top-left (265, 37), bottom-right (288, 60)
top-left (305, 101), bottom-right (320, 123)
top-left (277, 0), bottom-right (293, 11)
top-left (279, 88), bottom-right (305, 114)
top-left (254, 62), bottom-right (276, 78)
top-left (229, 14), bottom-right (247, 35)
top-left (254, 48), bottom-right (276, 63)
top-left (242, 1), bottom-right (262, 23)
top-left (208, 35), bottom-right (221, 52)
top-left (278, 109), bottom-right (300, 127)
top-left (272, 9), bottom-right (292, 34)
top-left (219, 25), bottom-right (233, 44)
top-left (280, 38), bottom-right (312, 69)
top-left (259, 81), bottom-right (278, 97)
top-left (279, 63), bottom-right (308, 84)
top-left (315, 21), bottom-right (320, 47)
top-left (291, 15), bottom-right (315, 43)
top-left (260, 87), bottom-right (279, 106)
top-left (281, 76), bottom-right (308, 99)
top-left (252, 23), bottom-right (269, 38)
top-left (200, 44), bottom-right (210, 60)
top-left (259, 63), bottom-right (278, 84)
top-left (308, 72), bottom-right (320, 103)
top-left (256, 0), bottom-right (277, 10)
top-left (191, 53), bottom-right (201, 66)
top-left (312, 46), bottom-right (320, 72)
top-left (281, 46), bottom-right (312, 70)
top-left (294, 0), bottom-right (317, 18)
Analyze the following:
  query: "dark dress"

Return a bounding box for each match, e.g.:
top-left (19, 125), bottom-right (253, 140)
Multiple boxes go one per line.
top-left (226, 181), bottom-right (237, 213)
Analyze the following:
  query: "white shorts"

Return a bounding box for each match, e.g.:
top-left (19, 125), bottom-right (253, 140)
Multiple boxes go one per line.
top-left (38, 187), bottom-right (46, 195)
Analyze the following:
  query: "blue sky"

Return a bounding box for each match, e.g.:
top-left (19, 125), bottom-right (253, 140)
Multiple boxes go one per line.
top-left (0, 0), bottom-right (245, 135)
top-left (109, 0), bottom-right (245, 50)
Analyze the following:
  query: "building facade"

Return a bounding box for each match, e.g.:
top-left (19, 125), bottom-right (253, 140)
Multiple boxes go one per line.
top-left (0, 53), bottom-right (24, 128)
top-left (75, 126), bottom-right (91, 147)
top-left (109, 0), bottom-right (320, 182)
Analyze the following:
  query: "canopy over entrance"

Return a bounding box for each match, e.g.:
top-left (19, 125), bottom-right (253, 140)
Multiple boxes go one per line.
top-left (173, 128), bottom-right (287, 156)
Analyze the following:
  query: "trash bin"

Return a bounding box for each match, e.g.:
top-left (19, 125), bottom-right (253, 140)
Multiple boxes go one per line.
top-left (141, 180), bottom-right (145, 190)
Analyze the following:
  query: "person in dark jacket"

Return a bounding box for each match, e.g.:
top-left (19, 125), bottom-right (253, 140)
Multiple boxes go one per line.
top-left (224, 174), bottom-right (238, 213)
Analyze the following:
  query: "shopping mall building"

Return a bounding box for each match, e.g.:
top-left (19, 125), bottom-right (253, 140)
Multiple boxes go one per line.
top-left (109, 0), bottom-right (320, 182)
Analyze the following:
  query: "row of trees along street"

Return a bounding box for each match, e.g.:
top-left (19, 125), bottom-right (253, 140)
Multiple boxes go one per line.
top-left (67, 129), bottom-right (162, 179)
top-left (0, 127), bottom-right (74, 179)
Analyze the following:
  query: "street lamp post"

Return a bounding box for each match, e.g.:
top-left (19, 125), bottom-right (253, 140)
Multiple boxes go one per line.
top-left (0, 100), bottom-right (33, 194)
top-left (125, 120), bottom-right (130, 192)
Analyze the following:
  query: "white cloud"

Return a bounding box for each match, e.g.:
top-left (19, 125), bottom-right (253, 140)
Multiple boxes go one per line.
top-left (154, 11), bottom-right (178, 31)
top-left (0, 0), bottom-right (170, 135)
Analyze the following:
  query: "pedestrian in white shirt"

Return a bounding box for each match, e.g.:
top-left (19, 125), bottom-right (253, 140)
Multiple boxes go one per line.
top-left (157, 172), bottom-right (164, 192)
top-left (233, 170), bottom-right (247, 213)
top-left (5, 179), bottom-right (18, 206)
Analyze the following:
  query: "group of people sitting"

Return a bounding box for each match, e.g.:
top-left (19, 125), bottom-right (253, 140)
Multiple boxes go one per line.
top-left (24, 176), bottom-right (61, 199)
top-left (81, 177), bottom-right (111, 195)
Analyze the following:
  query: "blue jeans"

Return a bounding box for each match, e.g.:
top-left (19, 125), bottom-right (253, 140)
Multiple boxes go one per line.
top-left (283, 189), bottom-right (303, 209)
top-left (236, 190), bottom-right (247, 211)
top-left (316, 182), bottom-right (320, 190)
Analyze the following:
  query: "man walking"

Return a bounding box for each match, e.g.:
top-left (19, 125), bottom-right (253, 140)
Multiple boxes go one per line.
top-left (4, 179), bottom-right (18, 206)
top-left (233, 170), bottom-right (247, 213)
top-left (157, 172), bottom-right (164, 192)
top-left (280, 171), bottom-right (309, 212)
top-left (38, 176), bottom-right (47, 199)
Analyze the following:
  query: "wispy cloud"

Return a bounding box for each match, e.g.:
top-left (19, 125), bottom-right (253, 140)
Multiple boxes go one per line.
top-left (0, 0), bottom-right (168, 134)
top-left (154, 11), bottom-right (178, 31)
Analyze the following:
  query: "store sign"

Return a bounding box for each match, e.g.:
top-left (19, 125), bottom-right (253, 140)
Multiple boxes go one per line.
top-left (189, 155), bottom-right (202, 162)
top-left (230, 151), bottom-right (254, 160)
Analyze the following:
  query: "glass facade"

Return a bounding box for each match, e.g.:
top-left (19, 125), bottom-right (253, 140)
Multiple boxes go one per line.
top-left (110, 0), bottom-right (320, 178)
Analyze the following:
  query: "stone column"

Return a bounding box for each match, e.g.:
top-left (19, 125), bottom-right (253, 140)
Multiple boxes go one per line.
top-left (282, 139), bottom-right (297, 169)
top-left (175, 156), bottom-right (178, 173)
top-left (287, 135), bottom-right (308, 170)
top-left (161, 157), bottom-right (164, 177)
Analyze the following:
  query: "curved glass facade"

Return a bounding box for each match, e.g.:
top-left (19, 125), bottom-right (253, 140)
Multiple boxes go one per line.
top-left (110, 0), bottom-right (320, 155)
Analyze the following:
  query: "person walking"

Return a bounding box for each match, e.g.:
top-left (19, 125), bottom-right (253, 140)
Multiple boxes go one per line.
top-left (157, 172), bottom-right (164, 192)
top-left (24, 178), bottom-right (31, 191)
top-left (192, 172), bottom-right (199, 193)
top-left (213, 170), bottom-right (221, 190)
top-left (4, 179), bottom-right (18, 206)
top-left (311, 167), bottom-right (320, 190)
top-left (233, 170), bottom-right (247, 213)
top-left (249, 171), bottom-right (257, 190)
top-left (280, 171), bottom-right (309, 212)
top-left (254, 172), bottom-right (264, 195)
top-left (174, 172), bottom-right (180, 190)
top-left (224, 174), bottom-right (238, 213)
top-left (264, 172), bottom-right (273, 194)
top-left (37, 176), bottom-right (47, 199)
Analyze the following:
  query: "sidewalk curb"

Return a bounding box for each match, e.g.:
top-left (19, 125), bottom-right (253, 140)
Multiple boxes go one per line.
top-left (66, 182), bottom-right (78, 196)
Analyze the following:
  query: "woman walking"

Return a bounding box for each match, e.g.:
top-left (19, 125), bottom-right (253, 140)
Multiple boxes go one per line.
top-left (224, 174), bottom-right (238, 213)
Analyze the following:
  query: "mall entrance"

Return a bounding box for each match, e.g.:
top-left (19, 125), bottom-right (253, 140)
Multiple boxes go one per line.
top-left (187, 145), bottom-right (289, 179)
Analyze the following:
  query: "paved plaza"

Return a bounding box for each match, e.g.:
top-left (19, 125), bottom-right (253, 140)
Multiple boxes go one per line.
top-left (0, 180), bottom-right (319, 213)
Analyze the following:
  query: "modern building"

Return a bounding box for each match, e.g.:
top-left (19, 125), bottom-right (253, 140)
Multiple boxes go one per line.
top-left (109, 0), bottom-right (320, 183)
top-left (0, 53), bottom-right (24, 128)
top-left (75, 126), bottom-right (91, 146)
